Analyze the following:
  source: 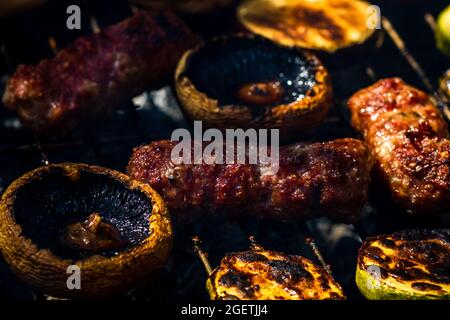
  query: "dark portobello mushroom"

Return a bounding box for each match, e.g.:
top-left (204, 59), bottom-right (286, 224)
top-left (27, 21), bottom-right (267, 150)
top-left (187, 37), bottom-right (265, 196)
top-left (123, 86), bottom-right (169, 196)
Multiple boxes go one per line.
top-left (237, 0), bottom-right (383, 55)
top-left (0, 163), bottom-right (172, 299)
top-left (356, 229), bottom-right (450, 300)
top-left (175, 34), bottom-right (332, 137)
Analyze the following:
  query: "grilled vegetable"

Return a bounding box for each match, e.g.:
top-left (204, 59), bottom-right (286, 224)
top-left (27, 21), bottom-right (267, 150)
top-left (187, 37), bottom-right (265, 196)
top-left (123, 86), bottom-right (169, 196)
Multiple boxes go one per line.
top-left (436, 5), bottom-right (450, 57)
top-left (202, 240), bottom-right (345, 300)
top-left (356, 229), bottom-right (450, 300)
top-left (175, 34), bottom-right (333, 138)
top-left (0, 163), bottom-right (172, 299)
top-left (129, 0), bottom-right (235, 14)
top-left (3, 11), bottom-right (198, 135)
top-left (348, 78), bottom-right (450, 214)
top-left (237, 0), bottom-right (380, 53)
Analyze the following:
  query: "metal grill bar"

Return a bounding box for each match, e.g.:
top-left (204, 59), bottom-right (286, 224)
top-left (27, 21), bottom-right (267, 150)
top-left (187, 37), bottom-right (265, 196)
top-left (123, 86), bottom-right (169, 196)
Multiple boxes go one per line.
top-left (383, 16), bottom-right (449, 117)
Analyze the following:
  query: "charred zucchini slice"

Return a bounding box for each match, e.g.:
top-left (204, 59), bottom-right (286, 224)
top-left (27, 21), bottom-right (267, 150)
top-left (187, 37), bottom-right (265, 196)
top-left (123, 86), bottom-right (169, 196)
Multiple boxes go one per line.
top-left (207, 248), bottom-right (345, 300)
top-left (237, 0), bottom-right (379, 53)
top-left (0, 163), bottom-right (172, 299)
top-left (356, 229), bottom-right (450, 300)
top-left (436, 5), bottom-right (450, 57)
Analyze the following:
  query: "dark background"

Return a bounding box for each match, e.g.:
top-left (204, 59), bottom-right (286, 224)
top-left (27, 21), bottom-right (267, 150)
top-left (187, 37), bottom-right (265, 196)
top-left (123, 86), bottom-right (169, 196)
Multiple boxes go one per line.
top-left (0, 0), bottom-right (449, 301)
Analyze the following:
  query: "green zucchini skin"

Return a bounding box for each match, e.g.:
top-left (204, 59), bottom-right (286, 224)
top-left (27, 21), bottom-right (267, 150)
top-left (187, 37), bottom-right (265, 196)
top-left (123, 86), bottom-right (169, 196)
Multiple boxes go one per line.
top-left (355, 229), bottom-right (450, 300)
top-left (436, 5), bottom-right (450, 57)
top-left (356, 265), bottom-right (450, 300)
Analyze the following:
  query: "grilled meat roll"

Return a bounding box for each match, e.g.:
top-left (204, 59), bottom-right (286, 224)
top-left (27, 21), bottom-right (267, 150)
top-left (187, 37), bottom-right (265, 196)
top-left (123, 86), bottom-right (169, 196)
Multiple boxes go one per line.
top-left (2, 11), bottom-right (198, 134)
top-left (208, 247), bottom-right (345, 300)
top-left (127, 138), bottom-right (372, 223)
top-left (348, 78), bottom-right (450, 214)
top-left (356, 229), bottom-right (450, 300)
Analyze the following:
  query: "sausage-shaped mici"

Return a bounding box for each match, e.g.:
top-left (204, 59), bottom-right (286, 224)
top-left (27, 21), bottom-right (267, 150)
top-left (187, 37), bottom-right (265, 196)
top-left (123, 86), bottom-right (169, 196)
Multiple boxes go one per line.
top-left (348, 78), bottom-right (450, 214)
top-left (127, 139), bottom-right (372, 223)
top-left (3, 11), bottom-right (198, 134)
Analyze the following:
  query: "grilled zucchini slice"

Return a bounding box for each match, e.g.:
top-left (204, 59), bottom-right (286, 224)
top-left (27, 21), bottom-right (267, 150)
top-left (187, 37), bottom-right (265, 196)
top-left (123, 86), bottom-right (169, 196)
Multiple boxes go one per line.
top-left (440, 69), bottom-right (450, 101)
top-left (207, 249), bottom-right (345, 300)
top-left (356, 229), bottom-right (450, 300)
top-left (436, 5), bottom-right (450, 57)
top-left (237, 0), bottom-right (379, 53)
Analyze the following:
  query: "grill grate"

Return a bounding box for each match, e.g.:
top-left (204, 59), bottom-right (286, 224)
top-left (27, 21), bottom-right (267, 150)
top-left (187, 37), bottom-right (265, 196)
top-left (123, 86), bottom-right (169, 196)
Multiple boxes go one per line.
top-left (0, 0), bottom-right (449, 301)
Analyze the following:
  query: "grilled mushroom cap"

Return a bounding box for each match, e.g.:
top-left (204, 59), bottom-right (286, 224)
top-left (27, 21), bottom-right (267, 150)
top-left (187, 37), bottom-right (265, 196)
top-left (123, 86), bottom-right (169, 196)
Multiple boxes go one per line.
top-left (238, 0), bottom-right (380, 53)
top-left (129, 0), bottom-right (235, 14)
top-left (175, 34), bottom-right (332, 137)
top-left (0, 163), bottom-right (172, 299)
top-left (207, 249), bottom-right (345, 300)
top-left (356, 229), bottom-right (450, 300)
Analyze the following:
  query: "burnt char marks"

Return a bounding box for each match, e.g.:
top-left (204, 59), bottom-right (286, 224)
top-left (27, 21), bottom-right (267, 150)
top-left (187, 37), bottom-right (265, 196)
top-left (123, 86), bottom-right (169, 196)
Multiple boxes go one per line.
top-left (391, 268), bottom-right (435, 283)
top-left (236, 251), bottom-right (268, 263)
top-left (394, 259), bottom-right (415, 269)
top-left (218, 270), bottom-right (256, 298)
top-left (364, 246), bottom-right (392, 266)
top-left (219, 270), bottom-right (252, 289)
top-left (411, 282), bottom-right (443, 293)
top-left (360, 229), bottom-right (450, 287)
top-left (398, 241), bottom-right (447, 265)
top-left (392, 229), bottom-right (450, 243)
top-left (378, 238), bottom-right (396, 249)
top-left (293, 7), bottom-right (344, 42)
top-left (317, 274), bottom-right (331, 291)
top-left (267, 259), bottom-right (312, 285)
top-left (212, 250), bottom-right (345, 300)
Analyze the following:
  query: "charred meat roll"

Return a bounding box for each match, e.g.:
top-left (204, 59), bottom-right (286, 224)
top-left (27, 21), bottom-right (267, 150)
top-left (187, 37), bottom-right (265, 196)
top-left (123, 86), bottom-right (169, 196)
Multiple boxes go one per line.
top-left (127, 139), bottom-right (372, 223)
top-left (2, 11), bottom-right (199, 134)
top-left (348, 78), bottom-right (450, 214)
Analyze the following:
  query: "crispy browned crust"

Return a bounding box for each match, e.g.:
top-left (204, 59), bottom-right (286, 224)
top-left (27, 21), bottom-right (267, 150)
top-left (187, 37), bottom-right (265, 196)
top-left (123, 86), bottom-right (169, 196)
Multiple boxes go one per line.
top-left (175, 34), bottom-right (333, 138)
top-left (208, 249), bottom-right (345, 300)
top-left (348, 78), bottom-right (450, 214)
top-left (357, 229), bottom-right (450, 299)
top-left (127, 138), bottom-right (372, 223)
top-left (0, 163), bottom-right (172, 299)
top-left (2, 11), bottom-right (199, 134)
